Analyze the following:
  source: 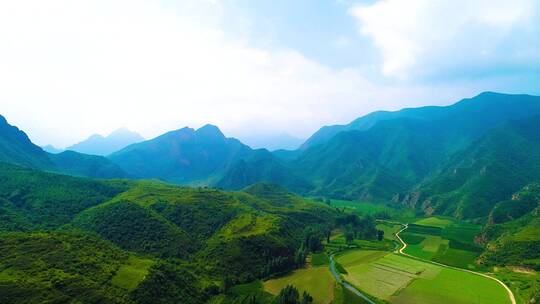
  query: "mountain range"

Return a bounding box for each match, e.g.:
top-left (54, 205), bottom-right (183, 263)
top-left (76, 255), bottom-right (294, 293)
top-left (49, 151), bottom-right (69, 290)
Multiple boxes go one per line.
top-left (2, 91), bottom-right (540, 222)
top-left (0, 115), bottom-right (127, 178)
top-left (67, 128), bottom-right (145, 156)
top-left (239, 133), bottom-right (305, 151)
top-left (1, 91), bottom-right (539, 302)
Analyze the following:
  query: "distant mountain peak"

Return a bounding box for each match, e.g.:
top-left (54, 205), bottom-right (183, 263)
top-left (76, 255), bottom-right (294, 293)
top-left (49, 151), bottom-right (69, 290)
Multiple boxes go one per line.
top-left (67, 128), bottom-right (145, 156)
top-left (195, 124), bottom-right (225, 138)
top-left (108, 127), bottom-right (142, 138)
top-left (42, 144), bottom-right (63, 154)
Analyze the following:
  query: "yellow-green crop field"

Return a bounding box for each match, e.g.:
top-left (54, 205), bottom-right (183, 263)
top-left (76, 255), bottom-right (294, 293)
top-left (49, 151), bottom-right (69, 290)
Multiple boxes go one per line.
top-left (263, 266), bottom-right (335, 304)
top-left (337, 250), bottom-right (510, 304)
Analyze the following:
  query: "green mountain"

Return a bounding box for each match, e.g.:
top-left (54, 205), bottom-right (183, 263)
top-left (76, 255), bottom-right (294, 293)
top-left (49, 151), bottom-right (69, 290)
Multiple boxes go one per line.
top-left (408, 114), bottom-right (540, 219)
top-left (283, 93), bottom-right (540, 202)
top-left (49, 150), bottom-right (128, 179)
top-left (0, 162), bottom-right (337, 303)
top-left (0, 115), bottom-right (128, 179)
top-left (0, 115), bottom-right (54, 169)
top-left (67, 128), bottom-right (145, 156)
top-left (300, 92), bottom-right (540, 150)
top-left (478, 183), bottom-right (540, 271)
top-left (108, 124), bottom-right (305, 190)
top-left (109, 125), bottom-right (252, 184)
top-left (0, 162), bottom-right (130, 230)
top-left (292, 118), bottom-right (444, 201)
top-left (215, 149), bottom-right (311, 191)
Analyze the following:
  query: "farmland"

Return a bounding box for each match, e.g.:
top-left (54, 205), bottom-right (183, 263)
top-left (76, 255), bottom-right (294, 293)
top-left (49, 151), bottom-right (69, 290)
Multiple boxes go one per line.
top-left (263, 266), bottom-right (335, 304)
top-left (327, 200), bottom-right (416, 222)
top-left (401, 217), bottom-right (483, 269)
top-left (336, 250), bottom-right (510, 304)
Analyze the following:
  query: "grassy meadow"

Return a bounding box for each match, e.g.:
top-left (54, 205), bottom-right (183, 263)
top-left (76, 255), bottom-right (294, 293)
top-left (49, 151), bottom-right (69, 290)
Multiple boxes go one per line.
top-left (111, 256), bottom-right (155, 291)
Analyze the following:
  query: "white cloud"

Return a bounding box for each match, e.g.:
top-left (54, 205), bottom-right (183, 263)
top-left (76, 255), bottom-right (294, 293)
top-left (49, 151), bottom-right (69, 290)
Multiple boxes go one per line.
top-left (349, 0), bottom-right (540, 78)
top-left (0, 0), bottom-right (526, 147)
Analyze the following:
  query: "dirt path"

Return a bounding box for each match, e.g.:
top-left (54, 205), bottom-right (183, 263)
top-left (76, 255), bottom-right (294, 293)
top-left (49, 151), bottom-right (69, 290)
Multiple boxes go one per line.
top-left (395, 224), bottom-right (516, 304)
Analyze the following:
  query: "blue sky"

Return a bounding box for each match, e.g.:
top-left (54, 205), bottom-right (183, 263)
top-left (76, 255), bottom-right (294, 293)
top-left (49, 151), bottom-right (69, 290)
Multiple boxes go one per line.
top-left (0, 0), bottom-right (539, 147)
top-left (218, 0), bottom-right (380, 69)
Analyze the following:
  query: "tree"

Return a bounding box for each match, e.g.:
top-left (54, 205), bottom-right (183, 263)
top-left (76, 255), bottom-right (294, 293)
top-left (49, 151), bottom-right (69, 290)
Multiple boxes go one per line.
top-left (325, 229), bottom-right (331, 244)
top-left (376, 229), bottom-right (384, 241)
top-left (274, 285), bottom-right (299, 304)
top-left (222, 275), bottom-right (235, 292)
top-left (274, 285), bottom-right (314, 304)
top-left (301, 291), bottom-right (313, 304)
top-left (345, 230), bottom-right (354, 244)
top-left (294, 245), bottom-right (307, 267)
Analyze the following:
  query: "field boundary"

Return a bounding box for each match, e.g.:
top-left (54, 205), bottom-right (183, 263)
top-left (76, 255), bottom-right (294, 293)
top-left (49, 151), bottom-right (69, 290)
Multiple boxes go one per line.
top-left (395, 224), bottom-right (516, 304)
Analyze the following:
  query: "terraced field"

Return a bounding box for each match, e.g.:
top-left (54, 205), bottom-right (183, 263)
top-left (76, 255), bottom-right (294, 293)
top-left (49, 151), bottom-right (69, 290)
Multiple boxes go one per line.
top-left (336, 250), bottom-right (510, 304)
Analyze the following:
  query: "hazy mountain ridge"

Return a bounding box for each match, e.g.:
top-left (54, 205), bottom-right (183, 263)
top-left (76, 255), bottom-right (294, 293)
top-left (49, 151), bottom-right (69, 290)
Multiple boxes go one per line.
top-left (108, 124), bottom-right (252, 184)
top-left (67, 127), bottom-right (145, 156)
top-left (0, 115), bottom-right (128, 178)
top-left (300, 92), bottom-right (540, 150)
top-left (41, 144), bottom-right (63, 154)
top-left (263, 93), bottom-right (539, 206)
top-left (240, 133), bottom-right (305, 151)
top-left (0, 115), bottom-right (54, 169)
top-left (108, 124), bottom-right (304, 188)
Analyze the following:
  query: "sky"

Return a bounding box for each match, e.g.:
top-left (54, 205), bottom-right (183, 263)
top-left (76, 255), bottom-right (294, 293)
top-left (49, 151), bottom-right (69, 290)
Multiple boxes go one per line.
top-left (1, 0), bottom-right (539, 148)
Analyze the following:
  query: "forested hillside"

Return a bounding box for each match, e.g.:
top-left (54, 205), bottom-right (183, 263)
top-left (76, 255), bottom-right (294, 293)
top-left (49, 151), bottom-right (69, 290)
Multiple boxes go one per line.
top-left (0, 162), bottom-right (337, 303)
top-left (407, 114), bottom-right (540, 219)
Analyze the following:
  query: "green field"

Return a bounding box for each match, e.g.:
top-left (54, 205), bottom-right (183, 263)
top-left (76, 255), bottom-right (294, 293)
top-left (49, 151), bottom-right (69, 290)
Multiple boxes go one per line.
top-left (333, 283), bottom-right (372, 304)
top-left (111, 256), bottom-right (155, 290)
top-left (402, 219), bottom-right (483, 269)
top-left (414, 217), bottom-right (453, 228)
top-left (263, 266), bottom-right (335, 304)
top-left (327, 233), bottom-right (395, 252)
top-left (311, 252), bottom-right (330, 266)
top-left (403, 235), bottom-right (448, 260)
top-left (376, 222), bottom-right (402, 243)
top-left (328, 200), bottom-right (415, 221)
top-left (337, 250), bottom-right (510, 304)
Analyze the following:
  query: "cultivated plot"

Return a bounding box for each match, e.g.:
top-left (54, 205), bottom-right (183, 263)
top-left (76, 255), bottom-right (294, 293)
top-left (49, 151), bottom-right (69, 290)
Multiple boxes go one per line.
top-left (263, 266), bottom-right (335, 304)
top-left (337, 250), bottom-right (510, 304)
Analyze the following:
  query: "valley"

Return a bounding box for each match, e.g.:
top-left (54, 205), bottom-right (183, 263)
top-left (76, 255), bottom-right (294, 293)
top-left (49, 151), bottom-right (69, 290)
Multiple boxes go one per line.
top-left (261, 212), bottom-right (518, 304)
top-left (1, 92), bottom-right (539, 303)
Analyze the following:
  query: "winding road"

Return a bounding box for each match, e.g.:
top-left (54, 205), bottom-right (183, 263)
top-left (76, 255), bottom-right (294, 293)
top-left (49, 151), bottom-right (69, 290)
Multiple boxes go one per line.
top-left (394, 224), bottom-right (516, 304)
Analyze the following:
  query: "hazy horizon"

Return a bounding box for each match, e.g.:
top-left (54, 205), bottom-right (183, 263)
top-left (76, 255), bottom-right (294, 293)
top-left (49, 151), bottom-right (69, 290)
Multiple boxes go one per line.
top-left (1, 0), bottom-right (539, 147)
